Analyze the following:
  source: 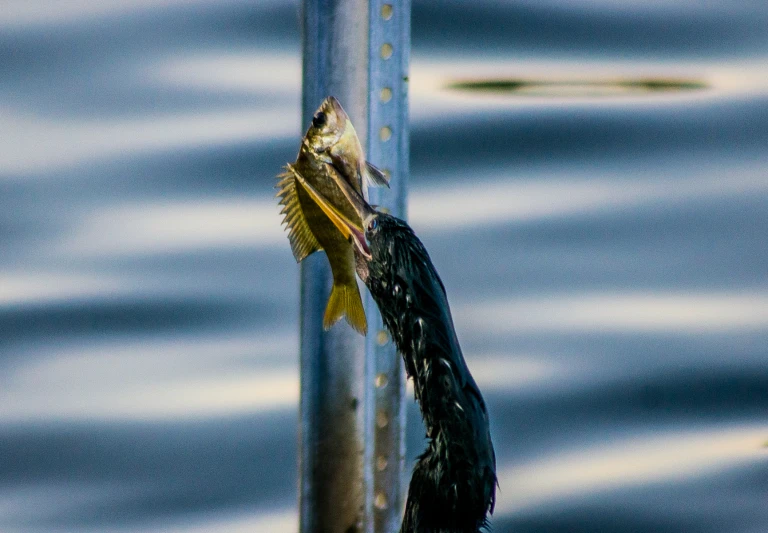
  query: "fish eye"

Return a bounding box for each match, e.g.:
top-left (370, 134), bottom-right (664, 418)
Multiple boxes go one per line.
top-left (312, 112), bottom-right (327, 128)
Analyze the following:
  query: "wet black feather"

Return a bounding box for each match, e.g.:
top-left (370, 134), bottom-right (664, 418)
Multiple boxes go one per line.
top-left (363, 213), bottom-right (497, 533)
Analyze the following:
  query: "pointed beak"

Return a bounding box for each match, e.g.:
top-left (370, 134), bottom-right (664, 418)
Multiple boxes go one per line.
top-left (291, 168), bottom-right (374, 260)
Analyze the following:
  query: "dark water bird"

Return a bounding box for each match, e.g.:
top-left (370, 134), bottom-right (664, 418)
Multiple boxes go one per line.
top-left (306, 178), bottom-right (497, 532)
top-left (276, 96), bottom-right (388, 334)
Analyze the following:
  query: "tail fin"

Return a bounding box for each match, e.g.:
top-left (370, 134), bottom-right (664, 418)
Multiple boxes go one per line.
top-left (323, 281), bottom-right (367, 335)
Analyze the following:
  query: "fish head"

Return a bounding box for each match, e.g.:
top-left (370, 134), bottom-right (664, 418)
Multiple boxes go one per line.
top-left (305, 96), bottom-right (353, 155)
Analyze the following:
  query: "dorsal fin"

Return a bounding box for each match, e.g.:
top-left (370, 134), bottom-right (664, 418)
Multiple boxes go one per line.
top-left (363, 161), bottom-right (390, 188)
top-left (275, 164), bottom-right (322, 262)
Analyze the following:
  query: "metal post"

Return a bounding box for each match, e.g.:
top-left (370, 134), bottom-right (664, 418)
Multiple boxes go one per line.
top-left (299, 1), bottom-right (409, 532)
top-left (364, 1), bottom-right (410, 532)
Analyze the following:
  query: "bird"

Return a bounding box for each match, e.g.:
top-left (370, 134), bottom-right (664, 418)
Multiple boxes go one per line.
top-left (301, 174), bottom-right (497, 532)
top-left (360, 212), bottom-right (497, 533)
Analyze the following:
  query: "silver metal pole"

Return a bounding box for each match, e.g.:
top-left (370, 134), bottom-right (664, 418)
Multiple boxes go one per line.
top-left (299, 1), bottom-right (409, 532)
top-left (363, 1), bottom-right (410, 532)
top-left (298, 2), bottom-right (368, 532)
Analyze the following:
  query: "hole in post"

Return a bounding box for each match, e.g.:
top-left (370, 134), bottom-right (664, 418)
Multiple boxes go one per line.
top-left (376, 455), bottom-right (388, 471)
top-left (377, 329), bottom-right (389, 345)
top-left (375, 373), bottom-right (388, 388)
top-left (380, 43), bottom-right (393, 60)
top-left (380, 87), bottom-right (392, 103)
top-left (374, 492), bottom-right (388, 510)
top-left (379, 126), bottom-right (392, 142)
top-left (381, 4), bottom-right (393, 20)
top-left (376, 410), bottom-right (389, 428)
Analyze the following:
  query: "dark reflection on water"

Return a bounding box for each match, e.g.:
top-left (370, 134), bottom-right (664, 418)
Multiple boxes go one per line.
top-left (423, 193), bottom-right (768, 298)
top-left (410, 98), bottom-right (768, 176)
top-left (448, 78), bottom-right (708, 95)
top-left (0, 413), bottom-right (296, 527)
top-left (0, 297), bottom-right (277, 346)
top-left (1, 0), bottom-right (767, 532)
top-left (412, 0), bottom-right (768, 58)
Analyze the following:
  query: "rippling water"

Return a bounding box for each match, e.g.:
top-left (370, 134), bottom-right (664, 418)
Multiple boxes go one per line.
top-left (1, 1), bottom-right (767, 532)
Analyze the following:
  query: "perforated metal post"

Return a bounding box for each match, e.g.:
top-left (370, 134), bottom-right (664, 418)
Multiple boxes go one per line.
top-left (363, 1), bottom-right (410, 532)
top-left (299, 1), bottom-right (409, 532)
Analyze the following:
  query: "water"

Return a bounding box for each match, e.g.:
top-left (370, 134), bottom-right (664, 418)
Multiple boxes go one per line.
top-left (1, 1), bottom-right (767, 531)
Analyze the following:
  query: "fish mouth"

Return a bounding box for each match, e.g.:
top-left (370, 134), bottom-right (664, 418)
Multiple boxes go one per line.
top-left (323, 96), bottom-right (349, 122)
top-left (292, 169), bottom-right (374, 260)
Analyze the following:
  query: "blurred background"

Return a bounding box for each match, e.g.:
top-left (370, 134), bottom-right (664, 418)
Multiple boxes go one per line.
top-left (1, 0), bottom-right (767, 531)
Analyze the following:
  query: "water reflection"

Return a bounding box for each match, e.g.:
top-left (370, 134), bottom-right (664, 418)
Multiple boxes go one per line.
top-left (151, 54), bottom-right (300, 94)
top-left (498, 424), bottom-right (768, 513)
top-left (62, 200), bottom-right (284, 256)
top-left (410, 165), bottom-right (768, 230)
top-left (0, 108), bottom-right (296, 175)
top-left (1, 0), bottom-right (767, 531)
top-left (448, 78), bottom-right (708, 96)
top-left (1, 334), bottom-right (297, 422)
top-left (458, 292), bottom-right (768, 334)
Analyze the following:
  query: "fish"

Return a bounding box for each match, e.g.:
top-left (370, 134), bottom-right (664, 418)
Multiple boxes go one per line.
top-left (276, 96), bottom-right (389, 334)
top-left (298, 96), bottom-right (390, 199)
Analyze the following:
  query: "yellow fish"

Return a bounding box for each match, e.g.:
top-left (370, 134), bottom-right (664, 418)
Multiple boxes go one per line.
top-left (276, 96), bottom-right (388, 334)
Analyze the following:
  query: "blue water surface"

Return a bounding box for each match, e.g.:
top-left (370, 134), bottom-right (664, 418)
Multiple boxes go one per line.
top-left (1, 1), bottom-right (767, 531)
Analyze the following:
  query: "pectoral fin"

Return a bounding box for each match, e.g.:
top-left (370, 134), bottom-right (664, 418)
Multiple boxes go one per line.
top-left (291, 167), bottom-right (372, 259)
top-left (363, 161), bottom-right (390, 188)
top-left (276, 165), bottom-right (322, 262)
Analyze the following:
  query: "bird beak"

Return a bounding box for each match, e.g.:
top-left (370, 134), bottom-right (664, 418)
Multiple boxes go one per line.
top-left (291, 169), bottom-right (374, 260)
